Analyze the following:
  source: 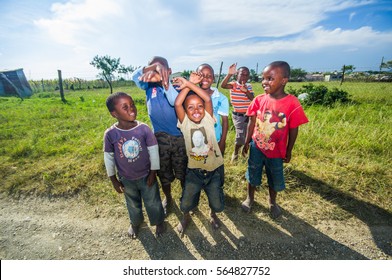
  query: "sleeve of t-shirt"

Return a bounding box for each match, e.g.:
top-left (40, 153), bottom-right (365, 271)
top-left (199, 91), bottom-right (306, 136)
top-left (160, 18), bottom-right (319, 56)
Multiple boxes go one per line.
top-left (246, 96), bottom-right (259, 116)
top-left (103, 152), bottom-right (116, 177)
top-left (247, 83), bottom-right (254, 96)
top-left (217, 95), bottom-right (229, 117)
top-left (164, 82), bottom-right (179, 106)
top-left (130, 67), bottom-right (148, 90)
top-left (147, 145), bottom-right (160, 170)
top-left (103, 130), bottom-right (116, 176)
top-left (142, 124), bottom-right (160, 170)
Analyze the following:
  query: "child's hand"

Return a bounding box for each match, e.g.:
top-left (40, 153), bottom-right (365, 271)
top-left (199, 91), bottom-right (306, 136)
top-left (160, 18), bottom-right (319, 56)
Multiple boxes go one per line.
top-left (154, 63), bottom-right (170, 90)
top-left (283, 149), bottom-right (292, 163)
top-left (147, 170), bottom-right (157, 187)
top-left (240, 82), bottom-right (248, 93)
top-left (242, 143), bottom-right (249, 157)
top-left (189, 72), bottom-right (203, 84)
top-left (172, 76), bottom-right (187, 90)
top-left (112, 181), bottom-right (125, 194)
top-left (139, 70), bottom-right (162, 83)
top-left (228, 63), bottom-right (237, 75)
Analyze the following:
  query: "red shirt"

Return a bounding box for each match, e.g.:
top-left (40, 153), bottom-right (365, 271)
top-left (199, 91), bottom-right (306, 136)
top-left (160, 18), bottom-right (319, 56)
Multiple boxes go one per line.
top-left (246, 94), bottom-right (308, 158)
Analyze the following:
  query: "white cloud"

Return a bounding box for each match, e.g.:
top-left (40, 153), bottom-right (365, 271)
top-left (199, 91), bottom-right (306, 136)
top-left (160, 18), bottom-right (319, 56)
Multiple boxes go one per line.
top-left (34, 0), bottom-right (125, 46)
top-left (3, 0), bottom-right (389, 78)
top-left (174, 26), bottom-right (392, 68)
top-left (349, 12), bottom-right (357, 21)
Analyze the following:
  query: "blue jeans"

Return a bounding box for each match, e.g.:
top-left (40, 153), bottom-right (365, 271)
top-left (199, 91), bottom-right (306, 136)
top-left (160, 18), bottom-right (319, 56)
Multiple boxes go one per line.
top-left (245, 141), bottom-right (285, 192)
top-left (120, 175), bottom-right (165, 226)
top-left (180, 165), bottom-right (225, 213)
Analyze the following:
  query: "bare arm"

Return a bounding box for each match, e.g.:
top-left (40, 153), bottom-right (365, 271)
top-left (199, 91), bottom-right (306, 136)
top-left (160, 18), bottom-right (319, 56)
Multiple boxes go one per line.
top-left (220, 63), bottom-right (236, 89)
top-left (242, 115), bottom-right (256, 156)
top-left (219, 115), bottom-right (228, 155)
top-left (284, 127), bottom-right (299, 163)
top-left (242, 83), bottom-right (254, 101)
top-left (173, 80), bottom-right (190, 123)
top-left (173, 73), bottom-right (212, 118)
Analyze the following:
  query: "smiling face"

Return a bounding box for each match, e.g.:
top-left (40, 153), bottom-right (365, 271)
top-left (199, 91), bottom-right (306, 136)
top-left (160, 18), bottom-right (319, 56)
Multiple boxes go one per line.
top-left (110, 95), bottom-right (137, 127)
top-left (261, 66), bottom-right (288, 96)
top-left (237, 67), bottom-right (250, 84)
top-left (184, 93), bottom-right (205, 124)
top-left (197, 65), bottom-right (214, 91)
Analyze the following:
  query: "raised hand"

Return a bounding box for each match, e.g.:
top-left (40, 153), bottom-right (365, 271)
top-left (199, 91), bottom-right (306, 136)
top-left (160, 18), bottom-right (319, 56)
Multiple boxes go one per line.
top-left (228, 63), bottom-right (237, 75)
top-left (189, 72), bottom-right (203, 84)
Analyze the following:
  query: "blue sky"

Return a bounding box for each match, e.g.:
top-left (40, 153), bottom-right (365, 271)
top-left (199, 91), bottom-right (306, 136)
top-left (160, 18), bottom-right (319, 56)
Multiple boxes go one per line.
top-left (1, 0), bottom-right (391, 80)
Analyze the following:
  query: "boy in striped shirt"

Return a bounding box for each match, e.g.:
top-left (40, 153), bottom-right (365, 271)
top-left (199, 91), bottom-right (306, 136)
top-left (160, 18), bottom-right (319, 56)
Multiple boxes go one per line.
top-left (221, 63), bottom-right (254, 162)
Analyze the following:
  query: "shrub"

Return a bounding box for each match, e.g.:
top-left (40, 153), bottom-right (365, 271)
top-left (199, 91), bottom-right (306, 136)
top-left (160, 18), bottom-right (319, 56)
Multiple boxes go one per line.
top-left (288, 83), bottom-right (351, 106)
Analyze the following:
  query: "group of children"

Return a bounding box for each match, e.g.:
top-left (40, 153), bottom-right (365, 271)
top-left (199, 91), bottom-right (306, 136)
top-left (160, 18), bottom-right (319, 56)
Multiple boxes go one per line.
top-left (103, 56), bottom-right (309, 238)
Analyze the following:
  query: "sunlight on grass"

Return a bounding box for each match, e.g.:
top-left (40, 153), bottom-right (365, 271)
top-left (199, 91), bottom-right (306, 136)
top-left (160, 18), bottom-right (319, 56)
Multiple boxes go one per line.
top-left (0, 82), bottom-right (391, 224)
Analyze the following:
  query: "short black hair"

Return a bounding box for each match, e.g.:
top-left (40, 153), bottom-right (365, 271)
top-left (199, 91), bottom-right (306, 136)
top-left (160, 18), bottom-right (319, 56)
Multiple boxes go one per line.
top-left (106, 92), bottom-right (131, 112)
top-left (183, 91), bottom-right (204, 110)
top-left (148, 56), bottom-right (169, 68)
top-left (268, 61), bottom-right (290, 78)
top-left (197, 63), bottom-right (214, 76)
top-left (238, 66), bottom-right (250, 73)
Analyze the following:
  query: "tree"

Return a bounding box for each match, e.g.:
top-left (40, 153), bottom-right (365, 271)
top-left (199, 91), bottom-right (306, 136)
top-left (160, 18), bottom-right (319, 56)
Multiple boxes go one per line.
top-left (249, 69), bottom-right (259, 82)
top-left (290, 68), bottom-right (307, 81)
top-left (341, 65), bottom-right (355, 73)
top-left (118, 65), bottom-right (136, 80)
top-left (340, 65), bottom-right (355, 85)
top-left (181, 70), bottom-right (192, 79)
top-left (90, 55), bottom-right (123, 94)
top-left (381, 60), bottom-right (392, 70)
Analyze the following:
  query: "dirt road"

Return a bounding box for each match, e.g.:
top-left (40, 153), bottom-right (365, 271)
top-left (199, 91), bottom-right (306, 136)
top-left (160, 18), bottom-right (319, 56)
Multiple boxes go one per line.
top-left (0, 194), bottom-right (391, 260)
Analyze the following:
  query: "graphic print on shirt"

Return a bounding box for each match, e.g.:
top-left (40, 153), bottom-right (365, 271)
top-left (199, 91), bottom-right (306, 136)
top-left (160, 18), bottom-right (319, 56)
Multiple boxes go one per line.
top-left (151, 87), bottom-right (157, 99)
top-left (254, 110), bottom-right (286, 151)
top-left (189, 127), bottom-right (216, 163)
top-left (118, 136), bottom-right (142, 163)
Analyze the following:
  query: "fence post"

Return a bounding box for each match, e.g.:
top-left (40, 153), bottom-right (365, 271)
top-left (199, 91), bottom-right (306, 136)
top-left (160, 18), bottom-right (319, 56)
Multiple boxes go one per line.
top-left (58, 70), bottom-right (66, 103)
top-left (216, 61), bottom-right (223, 88)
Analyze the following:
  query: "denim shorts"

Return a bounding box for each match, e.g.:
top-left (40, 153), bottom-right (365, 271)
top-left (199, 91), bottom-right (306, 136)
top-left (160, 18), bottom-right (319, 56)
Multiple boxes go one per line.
top-left (155, 132), bottom-right (187, 186)
top-left (245, 141), bottom-right (285, 192)
top-left (120, 175), bottom-right (165, 226)
top-left (180, 165), bottom-right (225, 213)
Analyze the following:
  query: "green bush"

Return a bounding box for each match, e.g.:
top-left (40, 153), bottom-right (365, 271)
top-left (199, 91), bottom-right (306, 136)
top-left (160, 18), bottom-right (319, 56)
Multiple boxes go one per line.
top-left (288, 83), bottom-right (351, 106)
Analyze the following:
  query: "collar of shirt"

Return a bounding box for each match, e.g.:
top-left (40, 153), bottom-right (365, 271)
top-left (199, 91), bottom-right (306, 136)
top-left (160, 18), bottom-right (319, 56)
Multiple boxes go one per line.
top-left (210, 87), bottom-right (220, 98)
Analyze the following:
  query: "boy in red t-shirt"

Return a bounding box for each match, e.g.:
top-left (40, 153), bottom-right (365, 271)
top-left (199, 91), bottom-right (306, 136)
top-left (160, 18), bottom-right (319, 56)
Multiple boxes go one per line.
top-left (242, 61), bottom-right (308, 219)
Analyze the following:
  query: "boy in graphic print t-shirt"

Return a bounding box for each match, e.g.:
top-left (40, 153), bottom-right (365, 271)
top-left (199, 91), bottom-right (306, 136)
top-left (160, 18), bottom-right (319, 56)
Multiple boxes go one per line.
top-left (173, 72), bottom-right (225, 234)
top-left (242, 61), bottom-right (308, 219)
top-left (103, 92), bottom-right (165, 239)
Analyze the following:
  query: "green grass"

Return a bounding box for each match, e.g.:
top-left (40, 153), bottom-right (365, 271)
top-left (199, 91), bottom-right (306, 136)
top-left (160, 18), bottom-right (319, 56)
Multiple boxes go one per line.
top-left (0, 82), bottom-right (391, 225)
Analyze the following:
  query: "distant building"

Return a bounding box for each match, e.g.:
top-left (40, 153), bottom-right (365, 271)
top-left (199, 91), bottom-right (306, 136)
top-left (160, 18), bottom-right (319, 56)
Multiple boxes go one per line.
top-left (305, 74), bottom-right (324, 81)
top-left (0, 68), bottom-right (33, 98)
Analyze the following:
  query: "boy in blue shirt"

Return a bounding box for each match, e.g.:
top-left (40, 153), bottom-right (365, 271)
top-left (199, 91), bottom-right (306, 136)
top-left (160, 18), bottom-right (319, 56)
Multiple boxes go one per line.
top-left (131, 57), bottom-right (187, 213)
top-left (196, 63), bottom-right (229, 155)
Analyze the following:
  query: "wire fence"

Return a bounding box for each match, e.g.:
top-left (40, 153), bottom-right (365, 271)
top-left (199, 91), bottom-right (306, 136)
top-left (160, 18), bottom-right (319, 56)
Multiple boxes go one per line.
top-left (29, 78), bottom-right (135, 93)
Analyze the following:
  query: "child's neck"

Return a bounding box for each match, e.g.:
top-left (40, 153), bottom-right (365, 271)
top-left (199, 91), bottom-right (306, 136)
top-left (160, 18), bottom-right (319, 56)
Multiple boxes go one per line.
top-left (269, 90), bottom-right (287, 100)
top-left (117, 120), bottom-right (138, 130)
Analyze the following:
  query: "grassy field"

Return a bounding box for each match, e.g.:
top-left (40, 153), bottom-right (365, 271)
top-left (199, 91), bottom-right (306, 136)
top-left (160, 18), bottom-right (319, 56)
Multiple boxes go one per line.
top-left (0, 81), bottom-right (391, 225)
